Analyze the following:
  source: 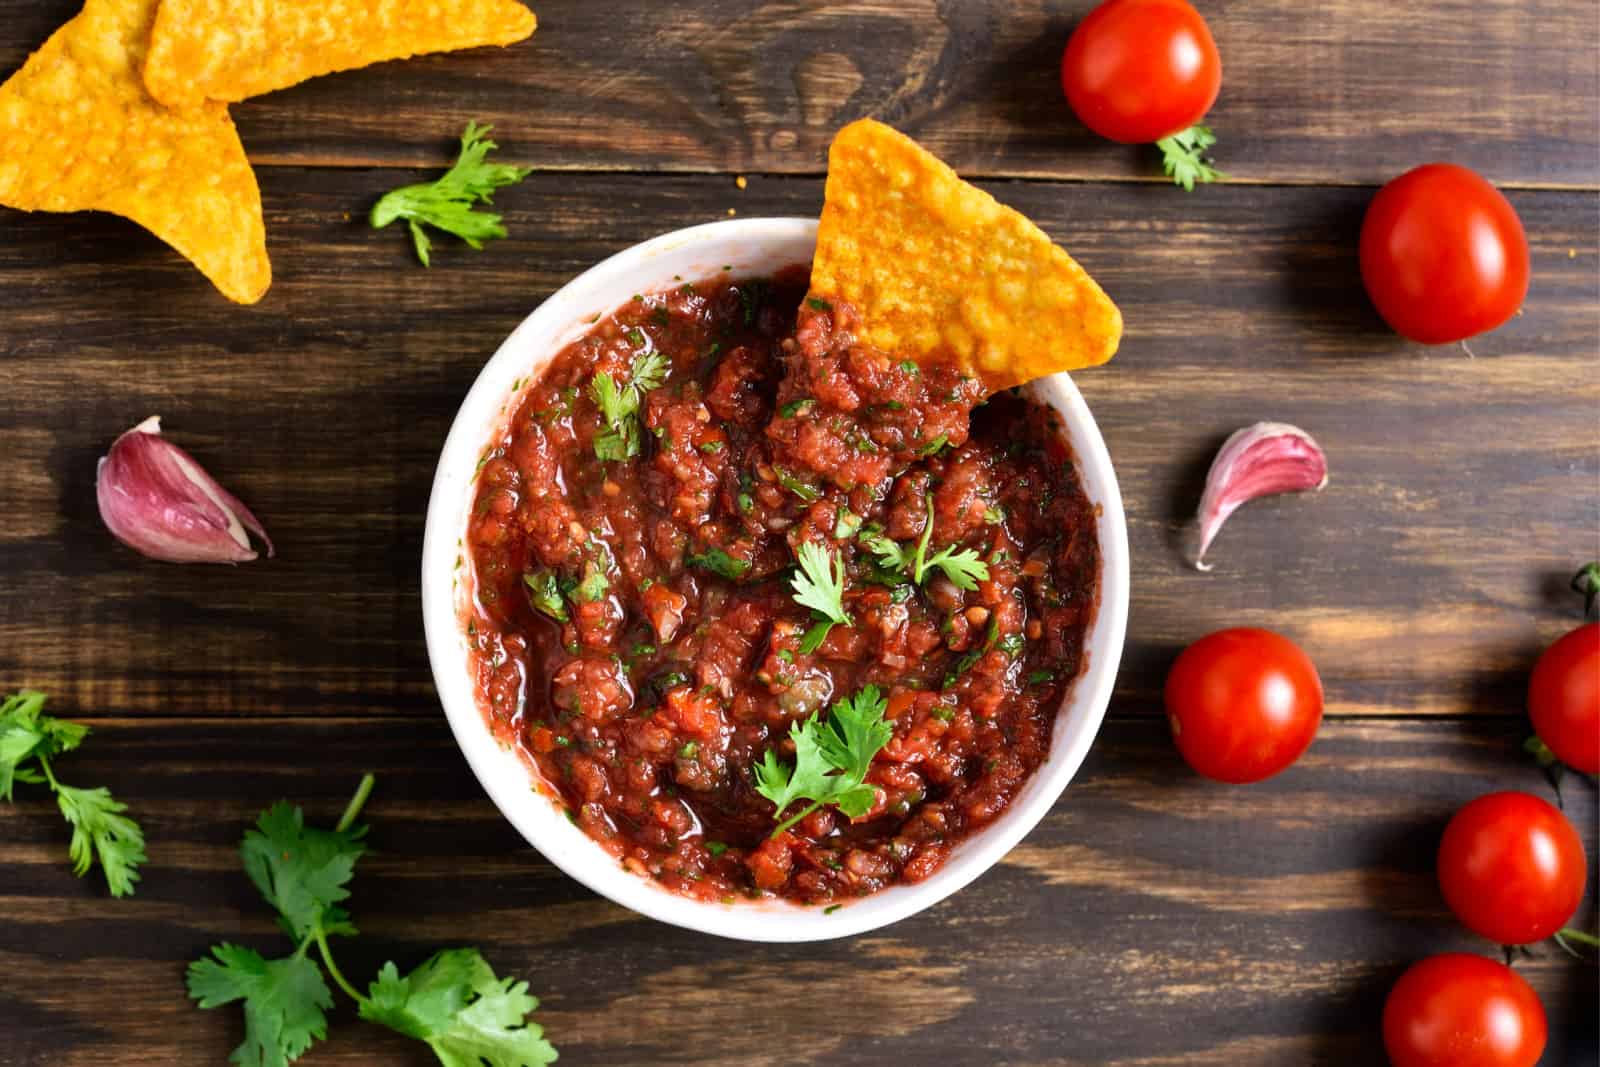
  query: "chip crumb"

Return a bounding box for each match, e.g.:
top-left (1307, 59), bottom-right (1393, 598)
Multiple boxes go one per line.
top-left (735, 175), bottom-right (748, 189)
top-left (1570, 249), bottom-right (1577, 259)
top-left (727, 208), bottom-right (737, 216)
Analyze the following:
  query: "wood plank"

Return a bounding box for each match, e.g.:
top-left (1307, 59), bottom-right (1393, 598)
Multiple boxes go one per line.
top-left (1, 716), bottom-right (1594, 1066)
top-left (1, 172), bottom-right (1594, 719)
top-left (0, 0), bottom-right (1595, 188)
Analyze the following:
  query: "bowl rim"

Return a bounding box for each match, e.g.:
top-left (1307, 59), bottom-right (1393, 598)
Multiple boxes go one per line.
top-left (421, 216), bottom-right (1129, 942)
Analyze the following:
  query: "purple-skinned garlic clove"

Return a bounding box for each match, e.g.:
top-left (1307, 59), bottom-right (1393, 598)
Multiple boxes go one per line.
top-left (96, 416), bottom-right (274, 564)
top-left (1194, 422), bottom-right (1327, 571)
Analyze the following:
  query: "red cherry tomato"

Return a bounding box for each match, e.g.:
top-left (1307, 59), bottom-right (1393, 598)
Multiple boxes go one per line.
top-left (1359, 163), bottom-right (1530, 344)
top-left (1061, 0), bottom-right (1221, 144)
top-left (1437, 791), bottom-right (1586, 945)
top-left (1383, 954), bottom-right (1546, 1067)
top-left (1529, 622), bottom-right (1600, 774)
top-left (1164, 628), bottom-right (1323, 783)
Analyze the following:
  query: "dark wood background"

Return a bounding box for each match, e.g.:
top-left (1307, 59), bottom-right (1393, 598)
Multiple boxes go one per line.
top-left (1, 1), bottom-right (1596, 1063)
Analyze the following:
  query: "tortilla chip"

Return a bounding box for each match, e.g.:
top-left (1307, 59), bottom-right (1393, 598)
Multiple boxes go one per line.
top-left (144, 0), bottom-right (538, 109)
top-left (808, 119), bottom-right (1121, 393)
top-left (0, 0), bottom-right (270, 303)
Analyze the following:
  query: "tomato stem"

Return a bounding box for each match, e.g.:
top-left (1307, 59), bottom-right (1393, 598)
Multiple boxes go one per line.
top-left (1571, 561), bottom-right (1600, 617)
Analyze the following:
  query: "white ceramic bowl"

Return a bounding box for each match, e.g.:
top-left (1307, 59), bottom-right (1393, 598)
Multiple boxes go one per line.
top-left (422, 217), bottom-right (1129, 942)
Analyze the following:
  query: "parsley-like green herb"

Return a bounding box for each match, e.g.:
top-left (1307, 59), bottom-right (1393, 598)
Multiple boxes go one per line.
top-left (188, 776), bottom-right (557, 1067)
top-left (778, 398), bottom-right (814, 419)
top-left (687, 547), bottom-right (752, 580)
top-left (943, 616), bottom-right (1000, 690)
top-left (370, 122), bottom-right (532, 266)
top-left (573, 564), bottom-right (608, 603)
top-left (753, 685), bottom-right (892, 836)
top-left (806, 297), bottom-right (832, 311)
top-left (833, 508), bottom-right (862, 540)
top-left (590, 349), bottom-right (669, 461)
top-left (915, 434), bottom-right (949, 457)
top-left (0, 690), bottom-right (145, 897)
top-left (704, 841), bottom-right (729, 858)
top-left (738, 279), bottom-right (770, 326)
top-left (521, 571), bottom-right (569, 623)
top-left (863, 495), bottom-right (990, 591)
top-left (790, 541), bottom-right (850, 654)
top-left (773, 467), bottom-right (822, 503)
top-left (1026, 669), bottom-right (1057, 685)
top-left (1156, 125), bottom-right (1224, 191)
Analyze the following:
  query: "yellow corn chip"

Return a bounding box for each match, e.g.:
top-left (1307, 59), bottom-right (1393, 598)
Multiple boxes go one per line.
top-left (808, 119), bottom-right (1121, 393)
top-left (144, 0), bottom-right (538, 109)
top-left (0, 0), bottom-right (270, 303)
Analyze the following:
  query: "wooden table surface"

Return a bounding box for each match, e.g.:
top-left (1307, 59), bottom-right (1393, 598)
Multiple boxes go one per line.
top-left (2, 1), bottom-right (1597, 1064)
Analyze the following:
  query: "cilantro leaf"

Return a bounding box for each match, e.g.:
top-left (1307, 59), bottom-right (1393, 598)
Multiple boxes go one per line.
top-left (922, 544), bottom-right (989, 591)
top-left (790, 542), bottom-right (849, 625)
top-left (522, 571), bottom-right (569, 623)
top-left (241, 801), bottom-right (368, 942)
top-left (55, 783), bottom-right (146, 898)
top-left (687, 547), bottom-right (751, 580)
top-left (1156, 125), bottom-right (1224, 191)
top-left (192, 777), bottom-right (558, 1065)
top-left (361, 949), bottom-right (558, 1067)
top-left (864, 495), bottom-right (989, 590)
top-left (588, 350), bottom-right (670, 462)
top-left (371, 122), bottom-right (532, 266)
top-left (2, 689), bottom-right (143, 896)
top-left (588, 371), bottom-right (628, 427)
top-left (815, 685), bottom-right (892, 782)
top-left (1, 689), bottom-right (84, 800)
top-left (790, 541), bottom-right (850, 653)
top-left (754, 686), bottom-right (891, 835)
top-left (188, 944), bottom-right (333, 1067)
top-left (629, 350), bottom-right (670, 394)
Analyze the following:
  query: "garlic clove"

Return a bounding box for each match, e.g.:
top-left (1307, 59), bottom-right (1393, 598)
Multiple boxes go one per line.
top-left (95, 416), bottom-right (274, 564)
top-left (1195, 422), bottom-right (1328, 571)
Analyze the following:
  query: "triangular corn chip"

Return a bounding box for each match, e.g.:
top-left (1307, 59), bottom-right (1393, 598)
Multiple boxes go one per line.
top-left (0, 0), bottom-right (270, 303)
top-left (144, 0), bottom-right (538, 109)
top-left (808, 119), bottom-right (1121, 393)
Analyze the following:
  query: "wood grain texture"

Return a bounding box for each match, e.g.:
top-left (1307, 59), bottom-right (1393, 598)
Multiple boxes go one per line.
top-left (1, 716), bottom-right (1595, 1066)
top-left (1, 172), bottom-right (1594, 719)
top-left (0, 0), bottom-right (1596, 188)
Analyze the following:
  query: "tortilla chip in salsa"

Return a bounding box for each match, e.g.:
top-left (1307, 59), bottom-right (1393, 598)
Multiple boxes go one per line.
top-left (808, 119), bottom-right (1122, 394)
top-left (143, 0), bottom-right (538, 109)
top-left (0, 0), bottom-right (270, 303)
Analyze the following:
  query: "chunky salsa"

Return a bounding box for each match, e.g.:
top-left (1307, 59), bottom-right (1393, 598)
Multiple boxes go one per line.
top-left (465, 267), bottom-right (1100, 906)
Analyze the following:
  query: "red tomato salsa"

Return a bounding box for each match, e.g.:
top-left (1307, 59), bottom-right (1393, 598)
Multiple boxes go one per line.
top-left (465, 266), bottom-right (1100, 906)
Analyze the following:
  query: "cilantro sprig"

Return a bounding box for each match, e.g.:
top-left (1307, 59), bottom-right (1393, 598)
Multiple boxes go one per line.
top-left (1, 689), bottom-right (145, 897)
top-left (591, 349), bottom-right (669, 461)
top-left (188, 775), bottom-right (557, 1067)
top-left (863, 495), bottom-right (990, 591)
top-left (1156, 125), bottom-right (1224, 191)
top-left (754, 685), bottom-right (893, 836)
top-left (370, 122), bottom-right (533, 266)
top-left (790, 541), bottom-right (851, 654)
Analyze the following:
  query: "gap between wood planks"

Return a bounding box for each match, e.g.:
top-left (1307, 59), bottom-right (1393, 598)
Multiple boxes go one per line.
top-left (242, 158), bottom-right (1600, 195)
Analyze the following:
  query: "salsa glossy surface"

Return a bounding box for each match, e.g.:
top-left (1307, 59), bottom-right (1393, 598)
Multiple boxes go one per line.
top-left (465, 267), bottom-right (1100, 906)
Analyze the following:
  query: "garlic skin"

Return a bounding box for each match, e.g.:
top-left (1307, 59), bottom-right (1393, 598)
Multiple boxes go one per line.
top-left (1195, 422), bottom-right (1328, 571)
top-left (96, 416), bottom-right (274, 564)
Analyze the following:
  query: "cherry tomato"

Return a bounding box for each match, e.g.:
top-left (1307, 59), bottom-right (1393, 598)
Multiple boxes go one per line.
top-left (1359, 163), bottom-right (1529, 344)
top-left (1529, 622), bottom-right (1600, 774)
top-left (1164, 628), bottom-right (1323, 783)
top-left (1437, 791), bottom-right (1586, 945)
top-left (1061, 0), bottom-right (1222, 144)
top-left (1383, 954), bottom-right (1546, 1067)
